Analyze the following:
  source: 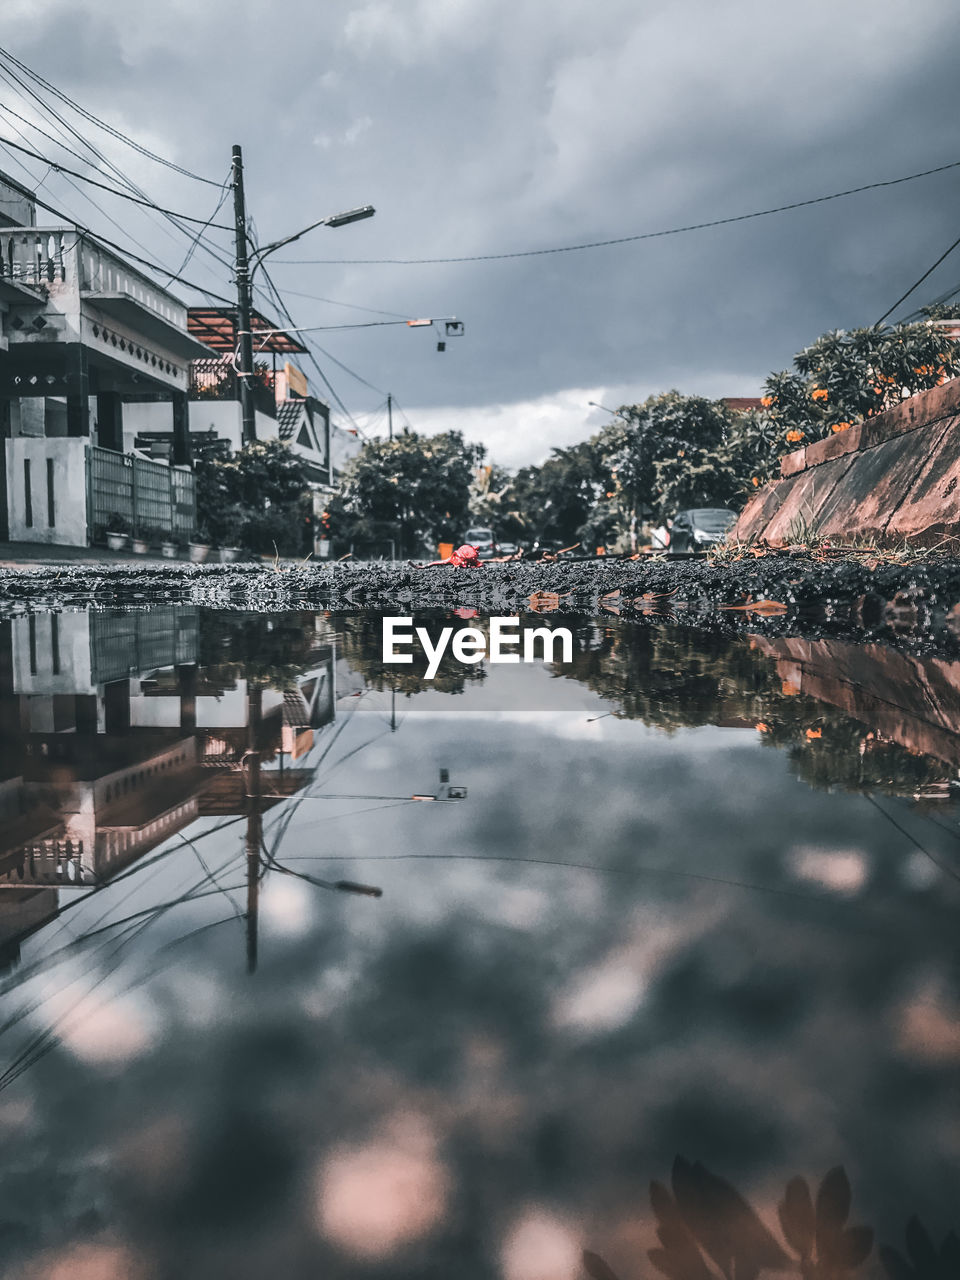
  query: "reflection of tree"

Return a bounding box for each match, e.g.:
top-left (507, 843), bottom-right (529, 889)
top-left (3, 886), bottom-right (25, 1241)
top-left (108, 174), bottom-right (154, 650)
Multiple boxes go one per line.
top-left (880, 1217), bottom-right (960, 1280)
top-left (197, 612), bottom-right (326, 689)
top-left (338, 613), bottom-right (487, 696)
top-left (584, 1159), bottom-right (950, 1280)
top-left (559, 624), bottom-right (947, 799)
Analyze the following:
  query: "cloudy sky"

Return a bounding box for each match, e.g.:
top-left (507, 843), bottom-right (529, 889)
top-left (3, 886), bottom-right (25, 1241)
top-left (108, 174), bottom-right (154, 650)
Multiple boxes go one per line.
top-left (3, 0), bottom-right (960, 466)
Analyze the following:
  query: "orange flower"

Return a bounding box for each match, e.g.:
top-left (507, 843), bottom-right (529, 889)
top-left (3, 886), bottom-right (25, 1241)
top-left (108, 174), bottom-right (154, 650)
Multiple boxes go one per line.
top-left (785, 429), bottom-right (804, 443)
top-left (831, 421), bottom-right (852, 433)
top-left (805, 727), bottom-right (822, 740)
top-left (752, 476), bottom-right (760, 487)
top-left (761, 395), bottom-right (774, 407)
top-left (811, 388), bottom-right (828, 401)
top-left (756, 722), bottom-right (769, 733)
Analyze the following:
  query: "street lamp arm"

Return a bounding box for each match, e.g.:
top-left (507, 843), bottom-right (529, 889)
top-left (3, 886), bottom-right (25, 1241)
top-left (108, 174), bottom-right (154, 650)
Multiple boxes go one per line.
top-left (250, 205), bottom-right (376, 278)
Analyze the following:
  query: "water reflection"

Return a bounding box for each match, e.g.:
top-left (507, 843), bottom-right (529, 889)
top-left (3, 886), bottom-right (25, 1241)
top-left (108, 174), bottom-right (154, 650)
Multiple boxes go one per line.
top-left (0, 608), bottom-right (956, 1278)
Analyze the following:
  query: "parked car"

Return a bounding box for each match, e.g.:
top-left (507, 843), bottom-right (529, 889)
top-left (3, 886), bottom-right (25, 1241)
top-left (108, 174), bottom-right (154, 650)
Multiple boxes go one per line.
top-left (462, 527), bottom-right (499, 559)
top-left (498, 540), bottom-right (519, 556)
top-left (669, 508), bottom-right (737, 552)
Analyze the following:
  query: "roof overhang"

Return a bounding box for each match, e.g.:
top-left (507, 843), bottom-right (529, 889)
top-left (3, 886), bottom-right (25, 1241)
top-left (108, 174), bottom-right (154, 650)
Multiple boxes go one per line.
top-left (82, 291), bottom-right (215, 360)
top-left (187, 306), bottom-right (308, 355)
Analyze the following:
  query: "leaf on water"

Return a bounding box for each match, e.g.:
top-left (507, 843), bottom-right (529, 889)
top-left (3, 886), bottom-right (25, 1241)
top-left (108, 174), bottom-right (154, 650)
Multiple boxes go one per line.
top-left (719, 598), bottom-right (787, 615)
top-left (529, 592), bottom-right (561, 612)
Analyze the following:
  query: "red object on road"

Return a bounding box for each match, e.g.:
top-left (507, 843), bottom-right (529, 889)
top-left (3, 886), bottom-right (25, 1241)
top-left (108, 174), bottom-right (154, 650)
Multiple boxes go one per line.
top-left (425, 544), bottom-right (482, 567)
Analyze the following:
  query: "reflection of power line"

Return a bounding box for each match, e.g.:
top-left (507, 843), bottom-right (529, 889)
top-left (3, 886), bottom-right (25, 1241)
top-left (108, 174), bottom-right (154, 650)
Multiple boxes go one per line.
top-left (277, 851), bottom-right (859, 904)
top-left (862, 793), bottom-right (960, 885)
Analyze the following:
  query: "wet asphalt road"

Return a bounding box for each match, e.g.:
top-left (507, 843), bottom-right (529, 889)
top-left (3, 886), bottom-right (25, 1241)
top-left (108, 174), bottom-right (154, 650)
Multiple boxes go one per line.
top-left (2, 555), bottom-right (960, 654)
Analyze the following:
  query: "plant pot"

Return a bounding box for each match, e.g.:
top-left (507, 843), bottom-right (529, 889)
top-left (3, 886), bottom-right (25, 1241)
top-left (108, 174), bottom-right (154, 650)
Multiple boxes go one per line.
top-left (131, 538), bottom-right (149, 555)
top-left (188, 542), bottom-right (210, 564)
top-left (160, 541), bottom-right (178, 559)
top-left (106, 532), bottom-right (130, 552)
top-left (218, 546), bottom-right (241, 563)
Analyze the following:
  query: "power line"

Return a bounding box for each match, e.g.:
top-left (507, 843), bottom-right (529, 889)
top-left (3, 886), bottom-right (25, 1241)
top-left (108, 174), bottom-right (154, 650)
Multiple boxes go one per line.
top-left (0, 44), bottom-right (220, 185)
top-left (25, 184), bottom-right (238, 306)
top-left (875, 228), bottom-right (960, 325)
top-left (0, 63), bottom-right (236, 286)
top-left (256, 257), bottom-right (366, 431)
top-left (272, 285), bottom-right (412, 320)
top-left (0, 132), bottom-right (233, 227)
top-left (273, 157), bottom-right (960, 267)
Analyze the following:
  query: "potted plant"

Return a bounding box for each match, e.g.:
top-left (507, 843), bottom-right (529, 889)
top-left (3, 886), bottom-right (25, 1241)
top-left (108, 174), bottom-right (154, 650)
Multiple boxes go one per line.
top-left (104, 513), bottom-right (132, 552)
top-left (159, 534), bottom-right (178, 559)
top-left (188, 527), bottom-right (212, 563)
top-left (131, 526), bottom-right (150, 554)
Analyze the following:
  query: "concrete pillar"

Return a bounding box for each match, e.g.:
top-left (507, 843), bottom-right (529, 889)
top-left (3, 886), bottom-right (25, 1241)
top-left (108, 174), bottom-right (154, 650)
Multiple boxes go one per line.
top-left (178, 664), bottom-right (197, 734)
top-left (96, 391), bottom-right (123, 452)
top-left (0, 398), bottom-right (9, 541)
top-left (171, 390), bottom-right (191, 466)
top-left (66, 346), bottom-right (89, 438)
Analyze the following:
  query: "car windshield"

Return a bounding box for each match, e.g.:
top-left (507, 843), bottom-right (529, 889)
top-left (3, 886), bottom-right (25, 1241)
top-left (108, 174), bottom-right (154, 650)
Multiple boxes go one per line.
top-left (691, 509), bottom-right (736, 532)
top-left (465, 529), bottom-right (494, 542)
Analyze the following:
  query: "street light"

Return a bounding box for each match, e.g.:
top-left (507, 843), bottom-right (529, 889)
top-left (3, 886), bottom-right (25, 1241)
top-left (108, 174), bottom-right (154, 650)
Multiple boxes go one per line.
top-left (249, 204), bottom-right (376, 281)
top-left (231, 143), bottom-right (375, 445)
top-left (588, 400), bottom-right (630, 419)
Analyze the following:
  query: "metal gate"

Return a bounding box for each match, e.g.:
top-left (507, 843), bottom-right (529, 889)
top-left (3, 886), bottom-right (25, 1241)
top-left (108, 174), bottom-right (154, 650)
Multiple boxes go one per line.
top-left (88, 446), bottom-right (196, 539)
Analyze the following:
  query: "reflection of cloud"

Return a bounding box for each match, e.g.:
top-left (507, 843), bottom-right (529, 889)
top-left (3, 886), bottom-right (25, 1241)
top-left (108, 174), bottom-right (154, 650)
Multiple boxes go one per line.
top-left (40, 988), bottom-right (158, 1066)
top-left (898, 987), bottom-right (960, 1064)
top-left (261, 876), bottom-right (315, 938)
top-left (314, 1111), bottom-right (450, 1259)
top-left (787, 846), bottom-right (869, 895)
top-left (501, 1208), bottom-right (583, 1280)
top-left (553, 908), bottom-right (720, 1033)
top-left (20, 1242), bottom-right (147, 1280)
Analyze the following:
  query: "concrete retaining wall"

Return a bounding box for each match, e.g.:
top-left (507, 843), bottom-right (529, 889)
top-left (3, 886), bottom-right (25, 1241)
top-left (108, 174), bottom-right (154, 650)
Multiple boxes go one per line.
top-left (731, 377), bottom-right (960, 547)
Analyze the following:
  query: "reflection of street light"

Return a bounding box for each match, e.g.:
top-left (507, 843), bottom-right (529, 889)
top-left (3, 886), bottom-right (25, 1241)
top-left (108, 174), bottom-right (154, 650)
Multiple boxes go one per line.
top-left (231, 144), bottom-right (375, 445)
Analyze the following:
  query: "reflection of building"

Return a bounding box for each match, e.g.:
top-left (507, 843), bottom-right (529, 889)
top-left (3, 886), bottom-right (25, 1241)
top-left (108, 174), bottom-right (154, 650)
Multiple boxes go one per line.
top-left (0, 610), bottom-right (337, 968)
top-left (0, 171), bottom-right (212, 545)
top-left (751, 635), bottom-right (960, 795)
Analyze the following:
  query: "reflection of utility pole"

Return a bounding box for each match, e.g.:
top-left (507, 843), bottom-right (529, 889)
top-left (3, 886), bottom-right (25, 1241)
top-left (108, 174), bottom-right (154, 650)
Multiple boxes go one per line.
top-left (243, 748), bottom-right (261, 975)
top-left (388, 392), bottom-right (393, 442)
top-left (391, 687), bottom-right (396, 732)
top-left (243, 683), bottom-right (263, 974)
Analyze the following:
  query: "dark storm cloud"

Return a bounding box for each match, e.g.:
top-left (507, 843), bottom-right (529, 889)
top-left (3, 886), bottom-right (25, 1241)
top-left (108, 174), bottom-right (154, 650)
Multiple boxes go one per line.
top-left (4, 0), bottom-right (960, 460)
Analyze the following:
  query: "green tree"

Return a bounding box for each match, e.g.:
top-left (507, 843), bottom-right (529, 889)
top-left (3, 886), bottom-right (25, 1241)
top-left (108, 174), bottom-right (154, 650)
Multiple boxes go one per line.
top-left (195, 439), bottom-right (312, 555)
top-left (761, 320), bottom-right (960, 445)
top-left (592, 392), bottom-right (736, 536)
top-left (329, 429), bottom-right (476, 557)
top-left (503, 442), bottom-right (602, 547)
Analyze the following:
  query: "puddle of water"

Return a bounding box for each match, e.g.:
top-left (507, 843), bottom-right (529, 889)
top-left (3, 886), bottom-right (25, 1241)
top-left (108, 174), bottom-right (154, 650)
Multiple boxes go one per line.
top-left (0, 608), bottom-right (957, 1279)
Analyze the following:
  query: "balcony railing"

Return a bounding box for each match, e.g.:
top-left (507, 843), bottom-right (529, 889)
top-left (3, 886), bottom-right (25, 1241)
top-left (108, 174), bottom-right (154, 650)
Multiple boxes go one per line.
top-left (0, 227), bottom-right (68, 286)
top-left (189, 358), bottom-right (277, 418)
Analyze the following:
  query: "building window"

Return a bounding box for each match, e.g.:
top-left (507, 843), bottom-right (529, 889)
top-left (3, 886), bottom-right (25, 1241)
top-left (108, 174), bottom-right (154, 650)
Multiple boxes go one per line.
top-left (51, 612), bottom-right (60, 675)
top-left (23, 459), bottom-right (32, 528)
top-left (28, 615), bottom-right (37, 675)
top-left (46, 458), bottom-right (55, 527)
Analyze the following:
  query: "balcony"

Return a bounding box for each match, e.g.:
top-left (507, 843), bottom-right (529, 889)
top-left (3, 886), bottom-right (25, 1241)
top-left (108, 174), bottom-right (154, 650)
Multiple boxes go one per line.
top-left (189, 358), bottom-right (277, 419)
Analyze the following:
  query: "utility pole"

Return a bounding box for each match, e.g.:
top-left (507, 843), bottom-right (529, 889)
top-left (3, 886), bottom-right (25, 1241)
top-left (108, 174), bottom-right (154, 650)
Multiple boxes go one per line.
top-left (387, 392), bottom-right (393, 442)
top-left (232, 145), bottom-right (257, 447)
